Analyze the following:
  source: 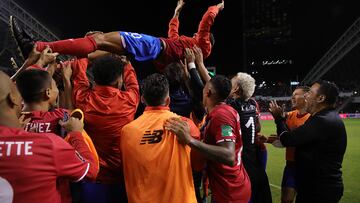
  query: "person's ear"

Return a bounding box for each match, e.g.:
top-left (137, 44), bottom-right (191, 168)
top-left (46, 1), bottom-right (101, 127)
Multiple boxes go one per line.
top-left (317, 95), bottom-right (326, 103)
top-left (45, 88), bottom-right (51, 99)
top-left (206, 88), bottom-right (212, 98)
top-left (165, 96), bottom-right (170, 106)
top-left (114, 76), bottom-right (124, 89)
top-left (231, 85), bottom-right (240, 96)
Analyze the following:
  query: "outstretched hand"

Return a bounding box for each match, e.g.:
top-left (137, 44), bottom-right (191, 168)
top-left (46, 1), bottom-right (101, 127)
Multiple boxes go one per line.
top-left (269, 100), bottom-right (285, 119)
top-left (174, 0), bottom-right (185, 18)
top-left (175, 0), bottom-right (185, 13)
top-left (217, 0), bottom-right (225, 11)
top-left (185, 48), bottom-right (195, 64)
top-left (26, 44), bottom-right (41, 66)
top-left (61, 61), bottom-right (73, 81)
top-left (193, 46), bottom-right (203, 65)
top-left (35, 46), bottom-right (59, 68)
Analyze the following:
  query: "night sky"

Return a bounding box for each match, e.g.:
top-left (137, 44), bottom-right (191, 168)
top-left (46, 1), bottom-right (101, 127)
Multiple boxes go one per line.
top-left (14, 0), bottom-right (359, 79)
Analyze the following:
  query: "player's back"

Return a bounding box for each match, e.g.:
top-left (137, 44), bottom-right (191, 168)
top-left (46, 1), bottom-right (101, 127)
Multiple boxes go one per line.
top-left (120, 106), bottom-right (197, 203)
top-left (0, 126), bottom-right (66, 203)
top-left (202, 103), bottom-right (251, 203)
top-left (23, 108), bottom-right (68, 135)
top-left (227, 98), bottom-right (259, 166)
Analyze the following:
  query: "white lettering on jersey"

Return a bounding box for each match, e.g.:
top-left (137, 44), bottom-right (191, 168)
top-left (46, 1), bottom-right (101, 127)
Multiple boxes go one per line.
top-left (0, 141), bottom-right (33, 157)
top-left (25, 122), bottom-right (51, 133)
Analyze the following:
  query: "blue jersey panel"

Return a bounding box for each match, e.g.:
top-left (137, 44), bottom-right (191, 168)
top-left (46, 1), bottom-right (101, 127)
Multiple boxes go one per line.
top-left (119, 31), bottom-right (162, 61)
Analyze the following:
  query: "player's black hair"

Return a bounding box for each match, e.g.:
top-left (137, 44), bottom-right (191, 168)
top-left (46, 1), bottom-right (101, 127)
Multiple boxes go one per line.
top-left (16, 69), bottom-right (52, 103)
top-left (315, 80), bottom-right (339, 106)
top-left (142, 73), bottom-right (169, 106)
top-left (92, 55), bottom-right (125, 86)
top-left (209, 75), bottom-right (232, 101)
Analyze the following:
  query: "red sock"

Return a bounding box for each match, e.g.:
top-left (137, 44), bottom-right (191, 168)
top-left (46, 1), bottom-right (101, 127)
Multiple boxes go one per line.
top-left (36, 36), bottom-right (97, 58)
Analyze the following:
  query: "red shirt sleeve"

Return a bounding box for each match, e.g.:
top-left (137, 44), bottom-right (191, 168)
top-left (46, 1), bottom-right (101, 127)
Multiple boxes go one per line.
top-left (121, 63), bottom-right (140, 107)
top-left (50, 132), bottom-right (91, 182)
top-left (195, 6), bottom-right (220, 58)
top-left (71, 58), bottom-right (91, 108)
top-left (168, 18), bottom-right (180, 39)
top-left (210, 114), bottom-right (237, 144)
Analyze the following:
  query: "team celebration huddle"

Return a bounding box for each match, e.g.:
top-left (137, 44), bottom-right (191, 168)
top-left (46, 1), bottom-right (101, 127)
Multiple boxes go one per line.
top-left (0, 0), bottom-right (347, 203)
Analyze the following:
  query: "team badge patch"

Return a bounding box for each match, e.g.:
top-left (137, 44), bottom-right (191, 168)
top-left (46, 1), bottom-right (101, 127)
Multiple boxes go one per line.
top-left (221, 125), bottom-right (233, 137)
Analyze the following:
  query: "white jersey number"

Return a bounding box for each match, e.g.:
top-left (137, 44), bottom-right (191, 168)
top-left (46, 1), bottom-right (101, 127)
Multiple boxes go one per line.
top-left (124, 32), bottom-right (142, 39)
top-left (245, 116), bottom-right (255, 144)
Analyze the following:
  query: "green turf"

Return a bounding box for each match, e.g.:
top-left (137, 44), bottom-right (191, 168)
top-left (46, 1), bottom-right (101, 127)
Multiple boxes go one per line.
top-left (262, 119), bottom-right (360, 202)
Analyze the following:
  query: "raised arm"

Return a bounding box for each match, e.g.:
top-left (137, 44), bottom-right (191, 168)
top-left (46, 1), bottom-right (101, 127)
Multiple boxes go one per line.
top-left (11, 45), bottom-right (58, 80)
top-left (184, 48), bottom-right (206, 121)
top-left (193, 46), bottom-right (211, 83)
top-left (60, 61), bottom-right (74, 110)
top-left (168, 0), bottom-right (185, 39)
top-left (195, 1), bottom-right (224, 58)
top-left (121, 62), bottom-right (140, 107)
top-left (173, 0), bottom-right (185, 18)
top-left (71, 58), bottom-right (91, 108)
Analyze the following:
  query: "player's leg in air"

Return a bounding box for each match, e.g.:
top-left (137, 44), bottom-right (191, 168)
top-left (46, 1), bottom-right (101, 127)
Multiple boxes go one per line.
top-left (9, 16), bottom-right (162, 62)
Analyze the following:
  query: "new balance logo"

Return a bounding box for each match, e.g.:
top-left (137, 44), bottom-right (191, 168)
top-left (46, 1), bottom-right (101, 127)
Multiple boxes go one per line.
top-left (140, 130), bottom-right (163, 145)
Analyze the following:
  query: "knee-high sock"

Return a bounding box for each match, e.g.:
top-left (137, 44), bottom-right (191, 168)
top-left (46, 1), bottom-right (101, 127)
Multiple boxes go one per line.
top-left (36, 36), bottom-right (97, 58)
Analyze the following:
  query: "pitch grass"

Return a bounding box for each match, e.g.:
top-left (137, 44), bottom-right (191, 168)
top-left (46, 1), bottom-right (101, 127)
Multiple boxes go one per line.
top-left (261, 119), bottom-right (360, 202)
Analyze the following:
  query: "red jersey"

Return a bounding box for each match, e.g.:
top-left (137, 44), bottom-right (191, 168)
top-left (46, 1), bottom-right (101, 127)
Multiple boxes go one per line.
top-left (23, 108), bottom-right (71, 203)
top-left (23, 108), bottom-right (68, 136)
top-left (0, 126), bottom-right (90, 203)
top-left (202, 103), bottom-right (251, 203)
top-left (156, 6), bottom-right (220, 71)
top-left (72, 58), bottom-right (139, 184)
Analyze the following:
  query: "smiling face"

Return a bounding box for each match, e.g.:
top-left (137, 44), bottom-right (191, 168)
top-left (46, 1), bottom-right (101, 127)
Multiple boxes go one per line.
top-left (291, 88), bottom-right (307, 110)
top-left (305, 83), bottom-right (322, 115)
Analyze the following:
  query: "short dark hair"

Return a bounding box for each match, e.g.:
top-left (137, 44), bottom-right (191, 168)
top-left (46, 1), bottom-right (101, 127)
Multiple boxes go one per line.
top-left (16, 69), bottom-right (52, 103)
top-left (92, 56), bottom-right (125, 86)
top-left (142, 73), bottom-right (169, 106)
top-left (295, 86), bottom-right (310, 92)
top-left (163, 62), bottom-right (184, 90)
top-left (209, 75), bottom-right (232, 101)
top-left (315, 80), bottom-right (339, 106)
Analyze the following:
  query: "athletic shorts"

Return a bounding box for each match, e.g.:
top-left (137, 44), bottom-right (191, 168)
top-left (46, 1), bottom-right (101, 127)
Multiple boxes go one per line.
top-left (281, 163), bottom-right (297, 189)
top-left (119, 31), bottom-right (162, 61)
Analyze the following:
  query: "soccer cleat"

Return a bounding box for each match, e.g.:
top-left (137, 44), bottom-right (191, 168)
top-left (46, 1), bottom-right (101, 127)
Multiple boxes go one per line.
top-left (9, 16), bottom-right (35, 60)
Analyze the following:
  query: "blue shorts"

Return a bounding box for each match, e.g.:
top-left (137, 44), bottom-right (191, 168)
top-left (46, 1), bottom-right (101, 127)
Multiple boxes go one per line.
top-left (119, 31), bottom-right (162, 61)
top-left (281, 163), bottom-right (297, 189)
